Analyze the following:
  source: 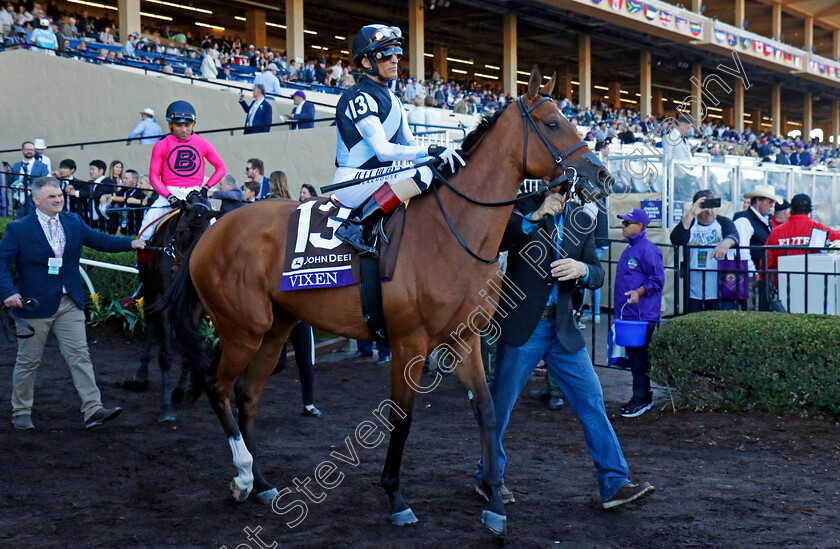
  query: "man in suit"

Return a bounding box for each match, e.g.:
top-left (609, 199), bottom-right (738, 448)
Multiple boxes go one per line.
top-left (0, 176), bottom-right (146, 430)
top-left (790, 141), bottom-right (813, 167)
top-left (287, 90), bottom-right (315, 130)
top-left (239, 84), bottom-right (272, 134)
top-left (474, 190), bottom-right (654, 509)
top-left (775, 141), bottom-right (792, 165)
top-left (244, 158), bottom-right (270, 199)
top-left (4, 141), bottom-right (49, 217)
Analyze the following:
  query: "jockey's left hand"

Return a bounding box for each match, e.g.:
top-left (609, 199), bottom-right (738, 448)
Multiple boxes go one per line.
top-left (168, 194), bottom-right (180, 208)
top-left (200, 186), bottom-right (209, 199)
top-left (428, 145), bottom-right (466, 172)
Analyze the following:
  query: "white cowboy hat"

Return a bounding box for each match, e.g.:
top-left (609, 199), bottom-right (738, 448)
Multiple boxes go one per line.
top-left (33, 138), bottom-right (47, 150)
top-left (141, 107), bottom-right (155, 117)
top-left (743, 183), bottom-right (781, 203)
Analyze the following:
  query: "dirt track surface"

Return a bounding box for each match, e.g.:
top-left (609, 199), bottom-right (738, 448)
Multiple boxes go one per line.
top-left (2, 324), bottom-right (840, 549)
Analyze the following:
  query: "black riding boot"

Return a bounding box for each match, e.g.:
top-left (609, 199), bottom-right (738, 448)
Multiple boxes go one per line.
top-left (132, 262), bottom-right (149, 301)
top-left (334, 195), bottom-right (386, 257)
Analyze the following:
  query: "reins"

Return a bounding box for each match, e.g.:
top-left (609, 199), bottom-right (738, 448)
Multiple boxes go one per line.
top-left (1, 298), bottom-right (38, 341)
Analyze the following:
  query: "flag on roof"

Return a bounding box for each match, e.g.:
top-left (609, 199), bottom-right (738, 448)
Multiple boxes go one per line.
top-left (741, 36), bottom-right (752, 49)
top-left (753, 41), bottom-right (763, 54)
top-left (793, 55), bottom-right (801, 67)
top-left (689, 21), bottom-right (702, 36)
top-left (763, 44), bottom-right (773, 57)
top-left (675, 16), bottom-right (687, 31)
top-left (727, 33), bottom-right (737, 47)
top-left (611, 0), bottom-right (623, 9)
top-left (774, 48), bottom-right (783, 61)
top-left (660, 11), bottom-right (672, 26)
top-left (592, 0), bottom-right (603, 3)
top-left (644, 4), bottom-right (657, 20)
top-left (784, 52), bottom-right (792, 63)
top-left (627, 0), bottom-right (643, 13)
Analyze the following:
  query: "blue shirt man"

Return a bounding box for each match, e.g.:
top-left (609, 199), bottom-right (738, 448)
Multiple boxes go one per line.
top-left (614, 208), bottom-right (664, 417)
top-left (127, 108), bottom-right (163, 144)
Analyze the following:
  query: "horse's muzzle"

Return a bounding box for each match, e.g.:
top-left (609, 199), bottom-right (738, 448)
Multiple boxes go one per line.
top-left (574, 152), bottom-right (621, 202)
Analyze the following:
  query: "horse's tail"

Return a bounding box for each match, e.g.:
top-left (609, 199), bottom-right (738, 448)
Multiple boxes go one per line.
top-left (148, 242), bottom-right (207, 407)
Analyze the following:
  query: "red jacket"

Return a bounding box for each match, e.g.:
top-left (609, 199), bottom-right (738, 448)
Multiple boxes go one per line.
top-left (765, 215), bottom-right (840, 271)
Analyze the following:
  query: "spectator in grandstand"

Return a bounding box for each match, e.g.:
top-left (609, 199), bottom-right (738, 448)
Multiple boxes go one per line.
top-left (314, 58), bottom-right (328, 84)
top-left (245, 158), bottom-right (270, 199)
top-left (0, 176), bottom-right (144, 430)
top-left (219, 64), bottom-right (234, 81)
top-left (617, 123), bottom-right (637, 144)
top-left (183, 67), bottom-right (194, 78)
top-left (670, 190), bottom-right (740, 312)
top-left (299, 183), bottom-right (317, 201)
top-left (239, 84), bottom-right (272, 134)
top-left (253, 62), bottom-right (282, 97)
top-left (594, 122), bottom-right (608, 142)
top-left (774, 141), bottom-right (792, 165)
top-left (209, 174), bottom-right (243, 216)
top-left (98, 25), bottom-right (115, 45)
top-left (164, 41), bottom-right (179, 56)
top-left (734, 184), bottom-right (779, 309)
top-left (124, 31), bottom-right (138, 57)
top-left (200, 48), bottom-right (218, 79)
top-left (0, 5), bottom-right (13, 36)
top-left (452, 92), bottom-right (467, 114)
top-left (771, 199), bottom-right (790, 229)
top-left (422, 94), bottom-right (441, 125)
top-left (127, 108), bottom-right (163, 145)
top-left (286, 59), bottom-right (298, 80)
top-left (30, 17), bottom-right (56, 54)
top-left (286, 90), bottom-right (315, 130)
top-left (134, 101), bottom-right (226, 298)
top-left (614, 208), bottom-right (664, 418)
top-left (162, 64), bottom-right (174, 75)
top-left (766, 194), bottom-right (840, 274)
top-left (32, 138), bottom-right (51, 173)
top-left (474, 188), bottom-right (654, 508)
top-left (109, 169), bottom-right (146, 235)
top-left (405, 76), bottom-right (424, 103)
top-left (339, 66), bottom-right (355, 88)
top-left (663, 115), bottom-right (693, 163)
top-left (108, 160), bottom-right (123, 187)
top-left (242, 181), bottom-right (260, 203)
top-left (791, 142), bottom-right (813, 168)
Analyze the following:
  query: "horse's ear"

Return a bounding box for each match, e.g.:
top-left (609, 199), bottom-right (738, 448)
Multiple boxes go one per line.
top-left (541, 71), bottom-right (556, 96)
top-left (527, 65), bottom-right (541, 98)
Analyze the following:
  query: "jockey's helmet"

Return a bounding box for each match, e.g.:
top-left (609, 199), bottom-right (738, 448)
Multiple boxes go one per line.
top-left (352, 24), bottom-right (403, 79)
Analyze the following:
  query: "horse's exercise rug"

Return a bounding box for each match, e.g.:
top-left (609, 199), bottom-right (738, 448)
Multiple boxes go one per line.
top-left (281, 198), bottom-right (404, 291)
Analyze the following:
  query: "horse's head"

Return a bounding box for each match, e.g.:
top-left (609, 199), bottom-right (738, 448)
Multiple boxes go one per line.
top-left (516, 66), bottom-right (616, 202)
top-left (180, 189), bottom-right (217, 229)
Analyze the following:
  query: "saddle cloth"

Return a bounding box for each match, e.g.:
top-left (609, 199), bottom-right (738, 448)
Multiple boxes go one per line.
top-left (281, 198), bottom-right (404, 291)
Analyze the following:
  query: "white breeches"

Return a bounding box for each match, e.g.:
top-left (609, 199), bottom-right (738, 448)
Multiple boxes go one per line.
top-left (332, 165), bottom-right (434, 208)
top-left (138, 186), bottom-right (193, 241)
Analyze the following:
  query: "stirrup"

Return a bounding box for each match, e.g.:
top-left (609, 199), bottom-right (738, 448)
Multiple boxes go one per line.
top-left (335, 222), bottom-right (379, 257)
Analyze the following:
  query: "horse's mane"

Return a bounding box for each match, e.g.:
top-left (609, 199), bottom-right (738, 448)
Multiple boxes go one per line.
top-left (437, 101), bottom-right (510, 179)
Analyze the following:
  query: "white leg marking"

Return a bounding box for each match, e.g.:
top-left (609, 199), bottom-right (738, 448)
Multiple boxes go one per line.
top-left (229, 435), bottom-right (254, 492)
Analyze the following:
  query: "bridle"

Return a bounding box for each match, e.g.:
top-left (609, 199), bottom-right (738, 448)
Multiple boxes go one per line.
top-left (429, 94), bottom-right (596, 264)
top-left (145, 194), bottom-right (215, 261)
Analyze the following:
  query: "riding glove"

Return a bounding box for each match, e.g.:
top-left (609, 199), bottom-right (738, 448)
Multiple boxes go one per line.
top-left (168, 194), bottom-right (180, 208)
top-left (428, 145), bottom-right (466, 172)
top-left (199, 186), bottom-right (209, 199)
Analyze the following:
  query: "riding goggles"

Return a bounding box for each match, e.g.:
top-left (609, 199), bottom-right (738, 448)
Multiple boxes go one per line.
top-left (368, 26), bottom-right (402, 46)
top-left (374, 46), bottom-right (402, 61)
top-left (167, 113), bottom-right (197, 123)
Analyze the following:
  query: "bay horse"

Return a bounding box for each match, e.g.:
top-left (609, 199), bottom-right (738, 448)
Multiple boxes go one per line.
top-left (122, 190), bottom-right (216, 421)
top-left (156, 68), bottom-right (613, 534)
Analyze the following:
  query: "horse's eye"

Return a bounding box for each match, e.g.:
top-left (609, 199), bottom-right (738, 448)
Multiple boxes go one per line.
top-left (546, 121), bottom-right (559, 130)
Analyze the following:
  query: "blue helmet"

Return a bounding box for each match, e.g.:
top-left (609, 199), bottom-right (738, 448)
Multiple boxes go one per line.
top-left (165, 100), bottom-right (197, 123)
top-left (352, 24), bottom-right (403, 79)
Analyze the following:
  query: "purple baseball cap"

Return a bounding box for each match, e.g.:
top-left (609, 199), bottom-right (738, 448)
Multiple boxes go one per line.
top-left (292, 90), bottom-right (306, 99)
top-left (618, 208), bottom-right (651, 227)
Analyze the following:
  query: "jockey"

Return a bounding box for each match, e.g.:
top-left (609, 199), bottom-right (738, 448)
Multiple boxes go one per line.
top-left (133, 100), bottom-right (227, 298)
top-left (332, 24), bottom-right (465, 256)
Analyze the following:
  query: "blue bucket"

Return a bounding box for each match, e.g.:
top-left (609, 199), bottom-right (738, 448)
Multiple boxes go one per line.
top-left (614, 303), bottom-right (648, 347)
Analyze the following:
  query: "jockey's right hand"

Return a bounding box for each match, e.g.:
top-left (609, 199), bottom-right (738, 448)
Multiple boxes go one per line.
top-left (427, 145), bottom-right (466, 172)
top-left (168, 194), bottom-right (180, 208)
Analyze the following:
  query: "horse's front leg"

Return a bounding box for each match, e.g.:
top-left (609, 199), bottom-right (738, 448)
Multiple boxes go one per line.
top-left (455, 334), bottom-right (506, 535)
top-left (158, 332), bottom-right (175, 422)
top-left (380, 340), bottom-right (425, 527)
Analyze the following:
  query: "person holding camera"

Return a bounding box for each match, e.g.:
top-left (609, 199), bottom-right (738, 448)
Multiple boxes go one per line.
top-left (669, 190), bottom-right (739, 313)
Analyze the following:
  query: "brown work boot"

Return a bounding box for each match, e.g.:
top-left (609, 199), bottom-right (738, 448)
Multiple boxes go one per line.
top-left (602, 481), bottom-right (654, 509)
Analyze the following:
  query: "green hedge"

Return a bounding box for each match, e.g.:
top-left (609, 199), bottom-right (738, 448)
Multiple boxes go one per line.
top-left (649, 311), bottom-right (840, 416)
top-left (1, 216), bottom-right (136, 300)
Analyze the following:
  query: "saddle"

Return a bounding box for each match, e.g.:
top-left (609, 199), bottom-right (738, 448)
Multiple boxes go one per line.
top-left (282, 198), bottom-right (406, 343)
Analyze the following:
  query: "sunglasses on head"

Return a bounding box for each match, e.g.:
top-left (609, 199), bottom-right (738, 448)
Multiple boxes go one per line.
top-left (369, 26), bottom-right (402, 46)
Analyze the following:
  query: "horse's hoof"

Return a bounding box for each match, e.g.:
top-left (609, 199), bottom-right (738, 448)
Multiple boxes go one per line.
top-left (481, 510), bottom-right (507, 535)
top-left (255, 488), bottom-right (279, 505)
top-left (390, 508), bottom-right (418, 526)
top-left (230, 479), bottom-right (252, 502)
top-left (121, 378), bottom-right (149, 392)
top-left (157, 412), bottom-right (176, 422)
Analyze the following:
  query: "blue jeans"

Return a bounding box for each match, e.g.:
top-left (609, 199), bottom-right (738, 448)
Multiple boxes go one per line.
top-left (476, 319), bottom-right (630, 501)
top-left (357, 340), bottom-right (390, 357)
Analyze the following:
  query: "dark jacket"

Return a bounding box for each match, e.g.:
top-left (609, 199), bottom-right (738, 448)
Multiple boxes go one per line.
top-left (212, 188), bottom-right (244, 216)
top-left (732, 208), bottom-right (771, 268)
top-left (290, 100), bottom-right (315, 130)
top-left (239, 98), bottom-right (273, 134)
top-left (495, 196), bottom-right (604, 352)
top-left (0, 211), bottom-right (135, 318)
